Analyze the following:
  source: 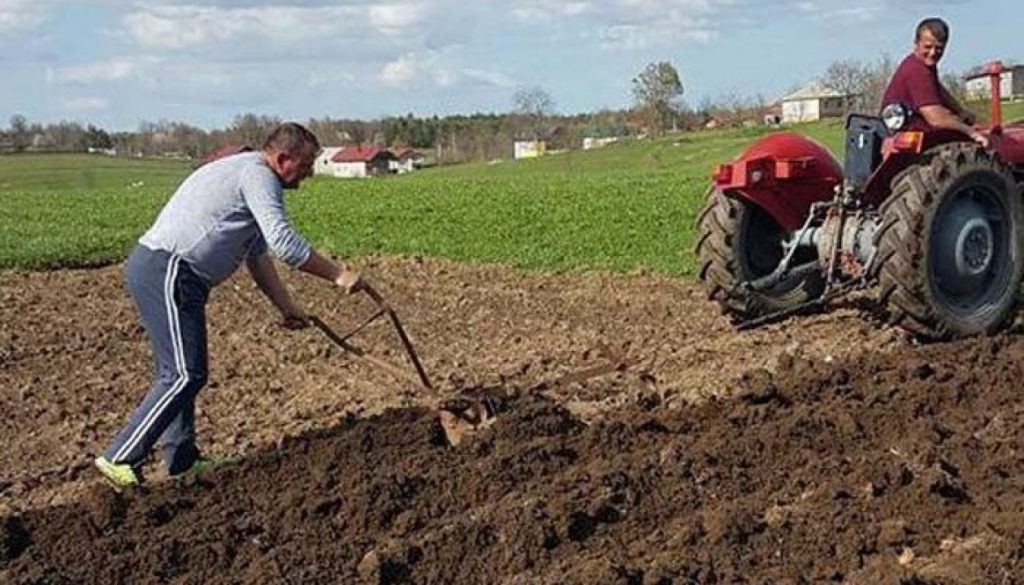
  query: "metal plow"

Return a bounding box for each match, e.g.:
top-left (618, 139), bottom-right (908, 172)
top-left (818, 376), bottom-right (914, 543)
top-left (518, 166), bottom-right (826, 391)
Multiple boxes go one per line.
top-left (311, 284), bottom-right (639, 446)
top-left (309, 283), bottom-right (491, 446)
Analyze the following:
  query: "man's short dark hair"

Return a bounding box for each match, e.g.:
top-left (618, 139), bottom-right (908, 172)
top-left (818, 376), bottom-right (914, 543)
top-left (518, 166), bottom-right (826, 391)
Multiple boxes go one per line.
top-left (263, 122), bottom-right (320, 157)
top-left (915, 18), bottom-right (949, 43)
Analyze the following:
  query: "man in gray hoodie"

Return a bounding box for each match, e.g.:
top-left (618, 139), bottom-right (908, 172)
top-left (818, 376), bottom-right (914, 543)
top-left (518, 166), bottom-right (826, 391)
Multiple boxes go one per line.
top-left (95, 122), bottom-right (361, 487)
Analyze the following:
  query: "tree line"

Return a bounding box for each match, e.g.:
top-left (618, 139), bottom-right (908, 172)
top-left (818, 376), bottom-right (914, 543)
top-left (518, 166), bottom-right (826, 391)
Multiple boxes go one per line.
top-left (0, 57), bottom-right (973, 164)
top-left (0, 61), bottom-right (686, 163)
top-left (0, 110), bottom-right (637, 164)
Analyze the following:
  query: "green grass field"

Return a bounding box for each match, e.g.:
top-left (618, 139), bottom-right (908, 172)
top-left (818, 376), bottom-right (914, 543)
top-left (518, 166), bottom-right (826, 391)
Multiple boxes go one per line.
top-left (2, 101), bottom-right (1022, 275)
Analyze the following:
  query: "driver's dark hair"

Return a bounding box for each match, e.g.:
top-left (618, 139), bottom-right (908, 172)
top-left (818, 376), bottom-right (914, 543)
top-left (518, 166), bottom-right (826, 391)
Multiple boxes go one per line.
top-left (263, 122), bottom-right (320, 157)
top-left (915, 18), bottom-right (949, 43)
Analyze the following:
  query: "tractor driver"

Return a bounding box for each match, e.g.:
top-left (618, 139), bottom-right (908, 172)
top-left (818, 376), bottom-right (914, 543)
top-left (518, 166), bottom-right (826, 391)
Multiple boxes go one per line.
top-left (882, 17), bottom-right (989, 148)
top-left (94, 122), bottom-right (365, 488)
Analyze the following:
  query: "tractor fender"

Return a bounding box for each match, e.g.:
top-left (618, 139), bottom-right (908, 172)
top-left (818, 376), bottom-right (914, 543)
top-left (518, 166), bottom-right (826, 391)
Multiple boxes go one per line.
top-left (991, 124), bottom-right (1024, 167)
top-left (712, 132), bottom-right (842, 231)
top-left (863, 129), bottom-right (978, 206)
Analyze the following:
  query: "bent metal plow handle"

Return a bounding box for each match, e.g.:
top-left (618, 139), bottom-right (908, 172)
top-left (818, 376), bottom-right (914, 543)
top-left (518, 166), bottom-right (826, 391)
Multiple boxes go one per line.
top-left (308, 284), bottom-right (432, 390)
top-left (360, 285), bottom-right (432, 390)
top-left (308, 289), bottom-right (485, 447)
top-left (309, 315), bottom-right (428, 390)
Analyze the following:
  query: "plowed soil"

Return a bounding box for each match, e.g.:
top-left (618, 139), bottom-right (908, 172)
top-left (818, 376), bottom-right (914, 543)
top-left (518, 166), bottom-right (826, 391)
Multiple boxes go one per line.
top-left (2, 257), bottom-right (1022, 583)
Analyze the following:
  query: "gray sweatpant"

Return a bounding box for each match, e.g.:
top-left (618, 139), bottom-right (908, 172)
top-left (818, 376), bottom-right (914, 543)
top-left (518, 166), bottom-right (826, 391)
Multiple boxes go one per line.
top-left (104, 244), bottom-right (210, 475)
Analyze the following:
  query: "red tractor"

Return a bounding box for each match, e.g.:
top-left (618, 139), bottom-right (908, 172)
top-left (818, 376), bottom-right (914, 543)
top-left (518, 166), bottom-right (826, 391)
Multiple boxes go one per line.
top-left (697, 62), bottom-right (1024, 339)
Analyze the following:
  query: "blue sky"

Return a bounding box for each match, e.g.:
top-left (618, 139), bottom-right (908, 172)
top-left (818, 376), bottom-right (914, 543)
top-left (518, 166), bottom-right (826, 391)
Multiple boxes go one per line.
top-left (0, 0), bottom-right (1018, 131)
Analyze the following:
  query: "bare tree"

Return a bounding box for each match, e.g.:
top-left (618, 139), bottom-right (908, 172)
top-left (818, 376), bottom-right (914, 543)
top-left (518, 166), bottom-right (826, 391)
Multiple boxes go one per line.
top-left (227, 113), bottom-right (281, 147)
top-left (513, 86), bottom-right (556, 141)
top-left (632, 61), bottom-right (683, 136)
top-left (820, 59), bottom-right (870, 115)
top-left (942, 71), bottom-right (969, 106)
top-left (860, 53), bottom-right (896, 112)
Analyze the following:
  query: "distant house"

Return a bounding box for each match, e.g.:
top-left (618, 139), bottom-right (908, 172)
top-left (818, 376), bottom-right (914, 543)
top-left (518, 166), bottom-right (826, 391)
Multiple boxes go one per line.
top-left (514, 140), bottom-right (546, 159)
top-left (780, 83), bottom-right (852, 123)
top-left (314, 147), bottom-right (344, 175)
top-left (388, 147), bottom-right (423, 174)
top-left (325, 145), bottom-right (395, 178)
top-left (964, 63), bottom-right (1024, 100)
top-left (582, 136), bottom-right (620, 150)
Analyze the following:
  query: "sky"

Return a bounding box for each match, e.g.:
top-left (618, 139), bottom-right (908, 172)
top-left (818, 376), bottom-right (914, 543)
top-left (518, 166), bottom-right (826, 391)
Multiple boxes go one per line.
top-left (0, 0), bottom-right (1019, 131)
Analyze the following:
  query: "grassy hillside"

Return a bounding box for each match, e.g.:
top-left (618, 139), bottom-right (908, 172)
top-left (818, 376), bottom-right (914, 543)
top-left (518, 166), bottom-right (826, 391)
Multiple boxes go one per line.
top-left (970, 99), bottom-right (1024, 124)
top-left (2, 103), bottom-right (1022, 275)
top-left (0, 154), bottom-right (191, 269)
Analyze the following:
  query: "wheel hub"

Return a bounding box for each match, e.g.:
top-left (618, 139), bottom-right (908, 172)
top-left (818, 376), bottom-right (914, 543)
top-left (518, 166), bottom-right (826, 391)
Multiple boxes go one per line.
top-left (931, 185), bottom-right (1009, 310)
top-left (955, 218), bottom-right (994, 277)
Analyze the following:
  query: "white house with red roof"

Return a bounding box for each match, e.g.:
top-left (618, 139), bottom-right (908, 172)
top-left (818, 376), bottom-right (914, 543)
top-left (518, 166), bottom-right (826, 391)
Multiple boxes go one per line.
top-left (317, 145), bottom-right (395, 178)
top-left (313, 146), bottom-right (343, 176)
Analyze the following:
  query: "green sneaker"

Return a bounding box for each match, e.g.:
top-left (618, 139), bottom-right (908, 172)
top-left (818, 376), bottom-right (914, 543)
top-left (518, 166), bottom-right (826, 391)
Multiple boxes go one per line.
top-left (171, 456), bottom-right (222, 481)
top-left (94, 456), bottom-right (142, 489)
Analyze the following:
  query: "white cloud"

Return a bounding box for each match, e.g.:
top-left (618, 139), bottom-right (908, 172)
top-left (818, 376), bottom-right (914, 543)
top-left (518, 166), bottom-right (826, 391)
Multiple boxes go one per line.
top-left (505, 0), bottom-right (726, 48)
top-left (121, 4), bottom-right (363, 50)
top-left (599, 21), bottom-right (717, 50)
top-left (379, 52), bottom-right (514, 89)
top-left (369, 3), bottom-right (427, 35)
top-left (120, 3), bottom-right (439, 50)
top-left (511, 1), bottom-right (594, 23)
top-left (827, 7), bottom-right (882, 22)
top-left (380, 53), bottom-right (421, 86)
top-left (49, 58), bottom-right (138, 84)
top-left (461, 68), bottom-right (516, 89)
top-left (306, 69), bottom-right (356, 89)
top-left (564, 2), bottom-right (591, 16)
top-left (0, 0), bottom-right (49, 35)
top-left (64, 96), bottom-right (109, 111)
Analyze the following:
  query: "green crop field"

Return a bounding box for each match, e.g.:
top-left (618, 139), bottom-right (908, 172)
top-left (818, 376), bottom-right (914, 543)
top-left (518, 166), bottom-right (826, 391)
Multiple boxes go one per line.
top-left (2, 101), bottom-right (1022, 275)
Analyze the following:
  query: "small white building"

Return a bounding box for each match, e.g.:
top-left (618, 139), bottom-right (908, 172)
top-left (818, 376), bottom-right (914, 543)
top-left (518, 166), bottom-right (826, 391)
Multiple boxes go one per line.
top-left (319, 145), bottom-right (394, 178)
top-left (314, 147), bottom-right (344, 175)
top-left (514, 140), bottom-right (546, 159)
top-left (965, 64), bottom-right (1024, 100)
top-left (582, 136), bottom-right (619, 150)
top-left (780, 83), bottom-right (851, 123)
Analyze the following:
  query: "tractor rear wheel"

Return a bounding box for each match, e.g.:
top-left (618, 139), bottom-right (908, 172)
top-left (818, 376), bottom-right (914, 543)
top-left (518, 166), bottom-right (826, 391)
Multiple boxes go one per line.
top-left (695, 187), bottom-right (824, 321)
top-left (873, 142), bottom-right (1024, 339)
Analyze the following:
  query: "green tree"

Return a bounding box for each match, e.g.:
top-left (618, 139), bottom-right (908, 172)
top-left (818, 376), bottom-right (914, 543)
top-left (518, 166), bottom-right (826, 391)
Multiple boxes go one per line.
top-left (9, 114), bottom-right (29, 152)
top-left (85, 125), bottom-right (114, 150)
top-left (631, 62), bottom-right (683, 136)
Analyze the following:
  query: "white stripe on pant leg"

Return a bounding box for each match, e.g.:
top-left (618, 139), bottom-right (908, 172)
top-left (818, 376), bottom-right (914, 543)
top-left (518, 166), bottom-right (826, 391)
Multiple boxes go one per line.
top-left (168, 256), bottom-right (187, 375)
top-left (113, 255), bottom-right (187, 462)
top-left (113, 255), bottom-right (190, 463)
top-left (113, 255), bottom-right (188, 462)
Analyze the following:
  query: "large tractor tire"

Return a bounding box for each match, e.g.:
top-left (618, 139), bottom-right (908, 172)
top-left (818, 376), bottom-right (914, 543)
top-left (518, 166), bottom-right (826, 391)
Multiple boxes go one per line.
top-left (873, 142), bottom-right (1024, 339)
top-left (695, 187), bottom-right (824, 321)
